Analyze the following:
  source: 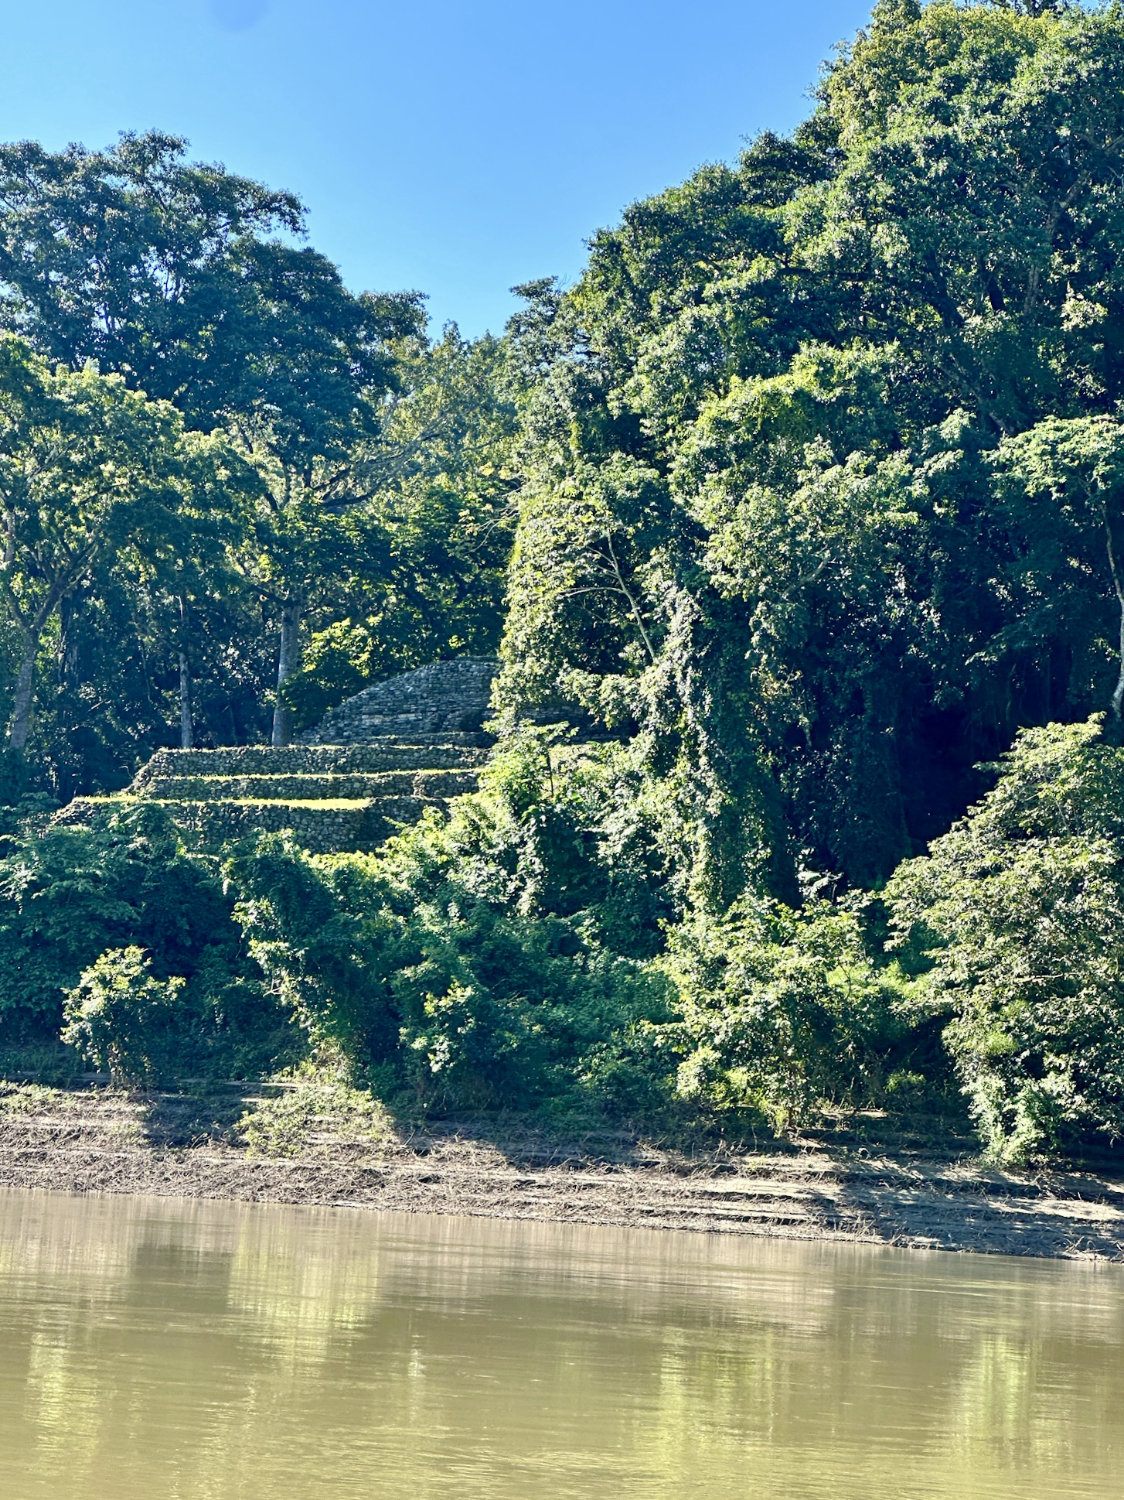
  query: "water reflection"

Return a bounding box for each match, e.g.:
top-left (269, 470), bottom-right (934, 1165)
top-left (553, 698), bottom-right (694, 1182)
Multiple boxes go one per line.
top-left (0, 1189), bottom-right (1120, 1498)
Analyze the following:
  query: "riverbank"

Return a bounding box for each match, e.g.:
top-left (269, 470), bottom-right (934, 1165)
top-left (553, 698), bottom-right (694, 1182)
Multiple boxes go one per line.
top-left (1, 1084), bottom-right (1122, 1260)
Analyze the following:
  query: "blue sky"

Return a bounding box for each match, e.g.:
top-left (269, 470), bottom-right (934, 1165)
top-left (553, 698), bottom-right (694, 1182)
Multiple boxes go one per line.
top-left (1, 1), bottom-right (874, 336)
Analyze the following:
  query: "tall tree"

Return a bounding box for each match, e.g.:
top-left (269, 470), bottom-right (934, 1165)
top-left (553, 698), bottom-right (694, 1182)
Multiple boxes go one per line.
top-left (0, 336), bottom-right (240, 753)
top-left (497, 0), bottom-right (1124, 892)
top-left (0, 131), bottom-right (424, 743)
top-left (993, 417), bottom-right (1124, 722)
top-left (274, 327), bottom-right (521, 735)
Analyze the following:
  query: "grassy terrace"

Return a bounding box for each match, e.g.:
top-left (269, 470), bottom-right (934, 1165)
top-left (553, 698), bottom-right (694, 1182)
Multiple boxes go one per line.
top-left (55, 732), bottom-right (486, 855)
top-left (67, 794), bottom-right (374, 810)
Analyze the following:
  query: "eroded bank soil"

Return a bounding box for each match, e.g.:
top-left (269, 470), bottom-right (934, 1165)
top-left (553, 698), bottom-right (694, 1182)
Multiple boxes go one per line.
top-left (1, 1086), bottom-right (1122, 1260)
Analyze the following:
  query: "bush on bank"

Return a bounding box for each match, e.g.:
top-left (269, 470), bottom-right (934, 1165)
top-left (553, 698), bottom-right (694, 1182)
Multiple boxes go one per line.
top-left (887, 719), bottom-right (1124, 1163)
top-left (7, 720), bottom-right (1124, 1163)
top-left (0, 801), bottom-right (293, 1081)
top-left (227, 730), bottom-right (681, 1117)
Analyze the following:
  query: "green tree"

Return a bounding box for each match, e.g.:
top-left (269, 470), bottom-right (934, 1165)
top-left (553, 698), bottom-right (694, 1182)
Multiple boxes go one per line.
top-left (0, 336), bottom-right (240, 754)
top-left (0, 801), bottom-right (286, 1070)
top-left (0, 132), bottom-right (425, 745)
top-left (663, 894), bottom-right (902, 1131)
top-left (62, 946), bottom-right (186, 1088)
top-left (888, 718), bottom-right (1124, 1161)
top-left (992, 417), bottom-right (1124, 722)
top-left (498, 0), bottom-right (1124, 891)
top-left (807, 0), bottom-right (1124, 431)
top-left (276, 328), bottom-right (518, 733)
top-left (215, 262), bottom-right (423, 744)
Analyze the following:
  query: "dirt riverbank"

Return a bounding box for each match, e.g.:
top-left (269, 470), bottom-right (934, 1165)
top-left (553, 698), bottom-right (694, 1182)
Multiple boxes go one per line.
top-left (1, 1085), bottom-right (1122, 1260)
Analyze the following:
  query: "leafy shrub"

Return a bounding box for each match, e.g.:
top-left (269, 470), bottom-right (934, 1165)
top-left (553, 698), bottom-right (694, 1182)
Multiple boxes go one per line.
top-left (660, 896), bottom-right (904, 1131)
top-left (888, 719), bottom-right (1124, 1162)
top-left (228, 730), bottom-right (940, 1131)
top-left (63, 946), bottom-right (186, 1087)
top-left (388, 902), bottom-right (673, 1113)
top-left (0, 802), bottom-right (290, 1076)
top-left (228, 732), bottom-right (677, 1115)
top-left (0, 803), bottom-right (231, 1028)
top-left (232, 839), bottom-right (676, 1115)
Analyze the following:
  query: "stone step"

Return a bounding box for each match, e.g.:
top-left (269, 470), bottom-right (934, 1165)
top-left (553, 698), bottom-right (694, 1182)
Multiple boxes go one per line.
top-left (132, 741), bottom-right (489, 787)
top-left (141, 769), bottom-right (480, 802)
top-left (304, 714), bottom-right (489, 745)
top-left (303, 723), bottom-right (495, 748)
top-left (177, 795), bottom-right (444, 852)
top-left (59, 795), bottom-right (444, 854)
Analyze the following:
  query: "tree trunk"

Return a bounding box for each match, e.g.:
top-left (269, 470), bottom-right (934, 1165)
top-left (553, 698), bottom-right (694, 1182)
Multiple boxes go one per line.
top-left (178, 651), bottom-right (194, 749)
top-left (271, 598), bottom-right (301, 747)
top-left (178, 598), bottom-right (194, 749)
top-left (7, 635), bottom-right (39, 752)
top-left (1104, 514), bottom-right (1124, 721)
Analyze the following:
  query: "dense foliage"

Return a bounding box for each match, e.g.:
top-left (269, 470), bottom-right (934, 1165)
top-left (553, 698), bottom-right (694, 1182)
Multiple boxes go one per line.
top-left (0, 133), bottom-right (516, 789)
top-left (498, 0), bottom-right (1124, 904)
top-left (9, 1), bottom-right (1124, 1163)
top-left (0, 803), bottom-right (288, 1074)
top-left (888, 718), bottom-right (1124, 1161)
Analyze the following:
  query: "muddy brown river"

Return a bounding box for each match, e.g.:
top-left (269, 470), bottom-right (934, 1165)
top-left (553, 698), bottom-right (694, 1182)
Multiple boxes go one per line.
top-left (0, 1188), bottom-right (1120, 1498)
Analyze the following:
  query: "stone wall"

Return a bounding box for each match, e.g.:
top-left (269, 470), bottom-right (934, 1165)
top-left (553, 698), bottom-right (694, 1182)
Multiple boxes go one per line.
top-left (132, 741), bottom-right (488, 788)
top-left (141, 769), bottom-right (479, 803)
top-left (58, 658), bottom-right (501, 857)
top-left (60, 794), bottom-right (444, 854)
top-left (174, 795), bottom-right (443, 852)
top-left (303, 658), bottom-right (499, 744)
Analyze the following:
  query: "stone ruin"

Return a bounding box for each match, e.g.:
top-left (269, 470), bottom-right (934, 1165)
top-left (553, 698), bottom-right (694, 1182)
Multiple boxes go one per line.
top-left (302, 657), bottom-right (499, 743)
top-left (58, 658), bottom-right (501, 855)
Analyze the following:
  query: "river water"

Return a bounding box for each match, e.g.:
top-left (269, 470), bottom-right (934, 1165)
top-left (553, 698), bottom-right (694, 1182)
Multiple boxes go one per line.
top-left (0, 1188), bottom-right (1120, 1498)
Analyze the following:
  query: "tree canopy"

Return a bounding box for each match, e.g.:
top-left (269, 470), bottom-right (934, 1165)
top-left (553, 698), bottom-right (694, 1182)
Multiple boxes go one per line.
top-left (10, 4), bottom-right (1124, 1164)
top-left (496, 0), bottom-right (1124, 896)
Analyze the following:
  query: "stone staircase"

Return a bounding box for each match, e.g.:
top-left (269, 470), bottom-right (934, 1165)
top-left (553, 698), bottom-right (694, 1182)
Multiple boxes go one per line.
top-left (57, 659), bottom-right (500, 856)
top-left (60, 736), bottom-right (491, 855)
